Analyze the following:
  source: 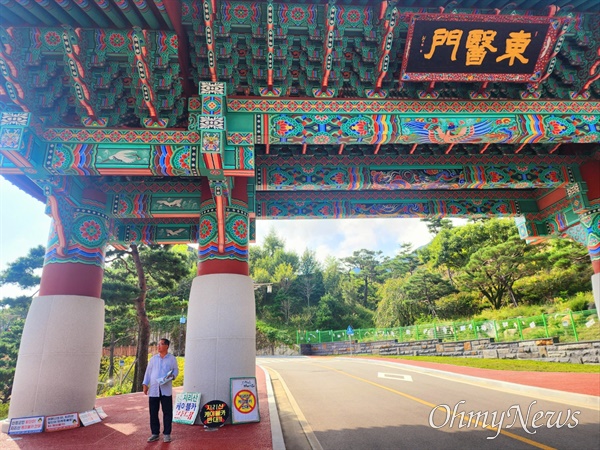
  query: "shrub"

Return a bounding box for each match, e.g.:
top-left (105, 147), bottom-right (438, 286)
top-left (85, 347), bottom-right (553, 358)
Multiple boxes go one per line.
top-left (256, 320), bottom-right (294, 354)
top-left (0, 402), bottom-right (8, 420)
top-left (560, 292), bottom-right (593, 312)
top-left (436, 292), bottom-right (481, 319)
top-left (472, 304), bottom-right (547, 322)
top-left (515, 268), bottom-right (592, 305)
top-left (97, 355), bottom-right (184, 397)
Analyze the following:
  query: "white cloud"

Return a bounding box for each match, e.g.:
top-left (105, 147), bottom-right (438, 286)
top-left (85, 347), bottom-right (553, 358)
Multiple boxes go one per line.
top-left (253, 217), bottom-right (468, 262)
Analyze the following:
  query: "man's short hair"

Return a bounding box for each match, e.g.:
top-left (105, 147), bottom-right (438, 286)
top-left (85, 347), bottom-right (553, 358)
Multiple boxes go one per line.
top-left (160, 338), bottom-right (170, 347)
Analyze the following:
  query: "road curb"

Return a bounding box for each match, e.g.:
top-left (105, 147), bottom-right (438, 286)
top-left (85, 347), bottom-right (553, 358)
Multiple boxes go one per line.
top-left (259, 365), bottom-right (287, 450)
top-left (259, 364), bottom-right (320, 450)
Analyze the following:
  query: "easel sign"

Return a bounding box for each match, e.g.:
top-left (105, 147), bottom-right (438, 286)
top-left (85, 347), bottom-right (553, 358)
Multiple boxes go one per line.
top-left (8, 416), bottom-right (45, 435)
top-left (230, 377), bottom-right (260, 424)
top-left (173, 392), bottom-right (202, 425)
top-left (45, 413), bottom-right (80, 432)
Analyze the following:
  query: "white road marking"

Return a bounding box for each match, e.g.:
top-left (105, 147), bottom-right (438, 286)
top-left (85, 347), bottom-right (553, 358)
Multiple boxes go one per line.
top-left (377, 372), bottom-right (413, 382)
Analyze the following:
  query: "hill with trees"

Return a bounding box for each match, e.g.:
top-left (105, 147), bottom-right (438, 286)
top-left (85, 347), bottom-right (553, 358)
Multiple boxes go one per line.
top-left (252, 218), bottom-right (593, 334)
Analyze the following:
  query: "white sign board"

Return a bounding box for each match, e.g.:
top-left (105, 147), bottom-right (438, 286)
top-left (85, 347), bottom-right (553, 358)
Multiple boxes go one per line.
top-left (230, 377), bottom-right (260, 424)
top-left (45, 413), bottom-right (80, 432)
top-left (8, 416), bottom-right (45, 434)
top-left (79, 409), bottom-right (102, 426)
top-left (173, 392), bottom-right (202, 425)
top-left (95, 406), bottom-right (108, 419)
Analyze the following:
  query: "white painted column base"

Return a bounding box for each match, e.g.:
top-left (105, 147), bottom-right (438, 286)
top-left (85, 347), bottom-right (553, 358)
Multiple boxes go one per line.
top-left (8, 295), bottom-right (105, 420)
top-left (183, 274), bottom-right (255, 412)
top-left (592, 273), bottom-right (600, 313)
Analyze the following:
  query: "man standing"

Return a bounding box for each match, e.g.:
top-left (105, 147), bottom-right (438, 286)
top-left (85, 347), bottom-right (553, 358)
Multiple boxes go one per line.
top-left (143, 338), bottom-right (179, 443)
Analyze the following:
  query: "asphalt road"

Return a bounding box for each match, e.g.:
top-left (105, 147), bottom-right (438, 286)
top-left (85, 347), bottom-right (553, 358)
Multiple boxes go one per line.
top-left (259, 356), bottom-right (600, 450)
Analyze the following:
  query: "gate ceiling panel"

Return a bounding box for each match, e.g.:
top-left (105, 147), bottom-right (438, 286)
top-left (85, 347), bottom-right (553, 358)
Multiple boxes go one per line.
top-left (0, 0), bottom-right (598, 246)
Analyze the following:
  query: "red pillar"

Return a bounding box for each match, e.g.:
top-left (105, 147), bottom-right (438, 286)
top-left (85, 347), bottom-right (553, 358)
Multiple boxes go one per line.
top-left (197, 177), bottom-right (249, 276)
top-left (39, 187), bottom-right (109, 297)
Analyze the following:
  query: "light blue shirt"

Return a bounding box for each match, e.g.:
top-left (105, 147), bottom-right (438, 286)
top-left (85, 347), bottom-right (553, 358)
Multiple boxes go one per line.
top-left (142, 353), bottom-right (179, 397)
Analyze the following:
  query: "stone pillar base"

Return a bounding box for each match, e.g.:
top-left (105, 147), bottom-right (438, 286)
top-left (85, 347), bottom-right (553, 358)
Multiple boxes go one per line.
top-left (592, 273), bottom-right (600, 313)
top-left (183, 274), bottom-right (255, 409)
top-left (8, 295), bottom-right (105, 419)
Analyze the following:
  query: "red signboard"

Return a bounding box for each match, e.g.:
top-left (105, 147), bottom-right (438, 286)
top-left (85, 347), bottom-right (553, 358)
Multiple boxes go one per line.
top-left (400, 13), bottom-right (566, 83)
top-left (45, 413), bottom-right (80, 432)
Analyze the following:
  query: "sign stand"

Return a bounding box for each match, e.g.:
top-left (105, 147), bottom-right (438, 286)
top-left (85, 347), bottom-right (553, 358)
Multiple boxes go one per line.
top-left (8, 416), bottom-right (45, 435)
top-left (230, 377), bottom-right (260, 424)
top-left (347, 325), bottom-right (354, 355)
top-left (173, 392), bottom-right (202, 425)
top-left (200, 400), bottom-right (229, 429)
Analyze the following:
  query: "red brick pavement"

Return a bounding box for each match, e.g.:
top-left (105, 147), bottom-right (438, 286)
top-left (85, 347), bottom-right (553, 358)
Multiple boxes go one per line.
top-left (1, 366), bottom-right (274, 450)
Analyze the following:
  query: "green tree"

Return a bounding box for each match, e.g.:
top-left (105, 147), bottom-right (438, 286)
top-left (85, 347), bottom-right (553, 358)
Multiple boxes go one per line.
top-left (273, 263), bottom-right (296, 324)
top-left (0, 245), bottom-right (45, 289)
top-left (104, 244), bottom-right (190, 392)
top-left (543, 238), bottom-right (592, 272)
top-left (428, 219), bottom-right (518, 285)
top-left (0, 245), bottom-right (45, 404)
top-left (256, 320), bottom-right (293, 354)
top-left (0, 318), bottom-right (23, 403)
top-left (513, 238), bottom-right (592, 304)
top-left (341, 249), bottom-right (383, 307)
top-left (263, 228), bottom-right (286, 257)
top-left (421, 217), bottom-right (453, 236)
top-left (376, 277), bottom-right (426, 327)
top-left (101, 278), bottom-right (139, 381)
top-left (251, 267), bottom-right (271, 315)
top-left (314, 293), bottom-right (359, 330)
top-left (382, 243), bottom-right (420, 278)
top-left (297, 249), bottom-right (322, 308)
top-left (250, 231), bottom-right (301, 324)
top-left (322, 256), bottom-right (343, 299)
top-left (402, 268), bottom-right (455, 318)
top-left (459, 237), bottom-right (539, 309)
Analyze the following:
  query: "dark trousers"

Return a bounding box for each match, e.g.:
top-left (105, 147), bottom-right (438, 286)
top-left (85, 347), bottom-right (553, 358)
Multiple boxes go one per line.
top-left (149, 394), bottom-right (173, 435)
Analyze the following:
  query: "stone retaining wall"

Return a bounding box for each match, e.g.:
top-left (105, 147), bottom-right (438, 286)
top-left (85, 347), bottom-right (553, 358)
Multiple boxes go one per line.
top-left (300, 338), bottom-right (600, 364)
top-left (257, 344), bottom-right (299, 356)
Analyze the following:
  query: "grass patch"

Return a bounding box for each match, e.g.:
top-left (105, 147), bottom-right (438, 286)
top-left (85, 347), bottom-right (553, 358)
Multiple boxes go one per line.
top-left (354, 355), bottom-right (600, 373)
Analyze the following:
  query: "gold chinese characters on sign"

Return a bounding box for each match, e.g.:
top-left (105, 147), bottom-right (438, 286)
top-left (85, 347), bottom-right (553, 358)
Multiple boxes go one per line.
top-left (424, 28), bottom-right (532, 67)
top-left (401, 14), bottom-right (565, 83)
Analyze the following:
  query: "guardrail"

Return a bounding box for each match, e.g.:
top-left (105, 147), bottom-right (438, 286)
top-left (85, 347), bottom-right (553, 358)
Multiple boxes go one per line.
top-left (297, 309), bottom-right (599, 345)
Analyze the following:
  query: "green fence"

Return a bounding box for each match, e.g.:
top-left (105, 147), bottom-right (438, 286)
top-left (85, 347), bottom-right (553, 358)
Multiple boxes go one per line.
top-left (297, 309), bottom-right (599, 345)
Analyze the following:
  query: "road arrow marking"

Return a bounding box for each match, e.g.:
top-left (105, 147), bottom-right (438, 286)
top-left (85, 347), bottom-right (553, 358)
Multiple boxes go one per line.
top-left (378, 372), bottom-right (413, 382)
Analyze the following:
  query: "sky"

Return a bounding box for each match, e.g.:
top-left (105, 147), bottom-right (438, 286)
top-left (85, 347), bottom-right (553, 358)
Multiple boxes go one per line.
top-left (0, 176), bottom-right (465, 299)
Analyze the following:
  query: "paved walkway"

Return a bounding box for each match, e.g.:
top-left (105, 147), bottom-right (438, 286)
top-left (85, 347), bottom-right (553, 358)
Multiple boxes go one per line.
top-left (1, 366), bottom-right (276, 450)
top-left (1, 357), bottom-right (598, 449)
